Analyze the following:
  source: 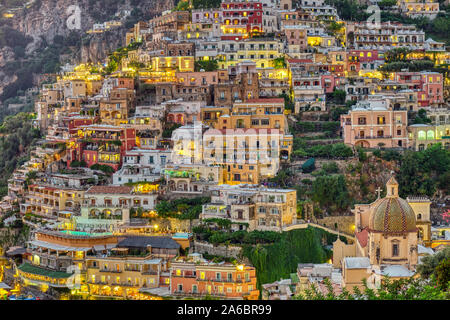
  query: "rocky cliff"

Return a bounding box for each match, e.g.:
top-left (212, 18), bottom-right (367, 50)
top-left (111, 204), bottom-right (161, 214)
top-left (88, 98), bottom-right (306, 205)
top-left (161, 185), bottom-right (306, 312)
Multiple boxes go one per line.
top-left (0, 0), bottom-right (175, 101)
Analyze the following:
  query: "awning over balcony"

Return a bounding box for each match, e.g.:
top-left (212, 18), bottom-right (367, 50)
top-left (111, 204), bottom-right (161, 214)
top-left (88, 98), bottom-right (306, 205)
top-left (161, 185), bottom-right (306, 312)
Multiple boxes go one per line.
top-left (29, 240), bottom-right (92, 252)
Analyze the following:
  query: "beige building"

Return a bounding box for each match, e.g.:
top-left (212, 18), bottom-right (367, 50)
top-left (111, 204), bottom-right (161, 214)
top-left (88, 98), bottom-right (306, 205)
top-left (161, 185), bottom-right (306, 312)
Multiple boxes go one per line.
top-left (20, 184), bottom-right (85, 219)
top-left (86, 236), bottom-right (179, 299)
top-left (77, 185), bottom-right (158, 231)
top-left (201, 184), bottom-right (297, 232)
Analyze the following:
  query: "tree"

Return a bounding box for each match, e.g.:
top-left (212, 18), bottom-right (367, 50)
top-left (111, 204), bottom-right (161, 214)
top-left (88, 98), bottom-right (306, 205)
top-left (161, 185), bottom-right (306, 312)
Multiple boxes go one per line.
top-left (417, 247), bottom-right (450, 278)
top-left (194, 60), bottom-right (218, 72)
top-left (311, 175), bottom-right (350, 213)
top-left (434, 258), bottom-right (450, 291)
top-left (331, 89), bottom-right (346, 105)
top-left (295, 276), bottom-right (449, 300)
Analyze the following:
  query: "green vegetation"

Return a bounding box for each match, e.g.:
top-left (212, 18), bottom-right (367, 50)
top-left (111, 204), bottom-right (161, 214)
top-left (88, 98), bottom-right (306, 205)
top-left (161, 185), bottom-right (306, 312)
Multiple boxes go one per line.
top-left (291, 121), bottom-right (340, 134)
top-left (417, 247), bottom-right (450, 280)
top-left (192, 0), bottom-right (222, 9)
top-left (278, 93), bottom-right (295, 111)
top-left (243, 227), bottom-right (344, 291)
top-left (378, 0), bottom-right (397, 8)
top-left (69, 160), bottom-right (87, 168)
top-left (194, 59), bottom-right (219, 72)
top-left (413, 108), bottom-right (432, 124)
top-left (90, 164), bottom-right (115, 174)
top-left (295, 276), bottom-right (449, 300)
top-left (1, 30), bottom-right (83, 101)
top-left (311, 174), bottom-right (351, 213)
top-left (379, 59), bottom-right (435, 74)
top-left (292, 142), bottom-right (353, 159)
top-left (104, 41), bottom-right (143, 75)
top-left (155, 197), bottom-right (210, 219)
top-left (0, 113), bottom-right (41, 197)
top-left (397, 143), bottom-right (450, 197)
top-left (272, 56), bottom-right (287, 69)
top-left (162, 123), bottom-right (182, 138)
top-left (328, 89), bottom-right (346, 105)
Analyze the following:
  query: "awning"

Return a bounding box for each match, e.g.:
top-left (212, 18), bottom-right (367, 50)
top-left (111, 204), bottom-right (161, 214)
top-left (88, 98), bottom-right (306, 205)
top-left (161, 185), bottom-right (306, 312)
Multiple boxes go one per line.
top-left (30, 240), bottom-right (92, 252)
top-left (93, 244), bottom-right (117, 251)
top-left (0, 282), bottom-right (11, 290)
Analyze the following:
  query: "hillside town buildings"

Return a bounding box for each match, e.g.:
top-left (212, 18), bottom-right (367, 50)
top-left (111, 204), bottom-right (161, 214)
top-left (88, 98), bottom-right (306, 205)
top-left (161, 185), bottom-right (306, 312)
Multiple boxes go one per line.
top-left (0, 0), bottom-right (449, 301)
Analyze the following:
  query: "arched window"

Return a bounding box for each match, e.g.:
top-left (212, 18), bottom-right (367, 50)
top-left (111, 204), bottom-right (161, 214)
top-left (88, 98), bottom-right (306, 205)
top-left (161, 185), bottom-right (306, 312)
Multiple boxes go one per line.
top-left (427, 130), bottom-right (434, 140)
top-left (418, 130), bottom-right (426, 140)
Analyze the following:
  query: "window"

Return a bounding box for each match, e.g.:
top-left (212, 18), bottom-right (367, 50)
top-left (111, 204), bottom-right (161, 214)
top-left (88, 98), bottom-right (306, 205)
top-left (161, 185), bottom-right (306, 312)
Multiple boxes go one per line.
top-left (177, 284), bottom-right (183, 292)
top-left (392, 244), bottom-right (399, 257)
top-left (216, 272), bottom-right (221, 280)
top-left (192, 285), bottom-right (198, 293)
top-left (149, 156), bottom-right (154, 164)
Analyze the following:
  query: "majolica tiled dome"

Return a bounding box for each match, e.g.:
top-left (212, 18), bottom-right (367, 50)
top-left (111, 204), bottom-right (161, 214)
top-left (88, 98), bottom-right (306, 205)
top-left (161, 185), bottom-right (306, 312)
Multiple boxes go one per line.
top-left (369, 195), bottom-right (417, 233)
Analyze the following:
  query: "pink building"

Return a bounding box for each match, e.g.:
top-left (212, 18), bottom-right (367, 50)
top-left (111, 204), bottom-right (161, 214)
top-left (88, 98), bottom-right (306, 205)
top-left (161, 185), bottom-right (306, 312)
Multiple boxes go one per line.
top-left (390, 71), bottom-right (444, 107)
top-left (340, 99), bottom-right (408, 148)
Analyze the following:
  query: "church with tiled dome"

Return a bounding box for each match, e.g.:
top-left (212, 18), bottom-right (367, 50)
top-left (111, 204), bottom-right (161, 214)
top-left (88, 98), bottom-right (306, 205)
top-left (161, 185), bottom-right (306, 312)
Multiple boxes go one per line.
top-left (332, 175), bottom-right (432, 292)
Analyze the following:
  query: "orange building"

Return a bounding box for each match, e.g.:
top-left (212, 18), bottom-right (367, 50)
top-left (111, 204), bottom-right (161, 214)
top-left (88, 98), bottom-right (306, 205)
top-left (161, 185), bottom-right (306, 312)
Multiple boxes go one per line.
top-left (170, 255), bottom-right (259, 299)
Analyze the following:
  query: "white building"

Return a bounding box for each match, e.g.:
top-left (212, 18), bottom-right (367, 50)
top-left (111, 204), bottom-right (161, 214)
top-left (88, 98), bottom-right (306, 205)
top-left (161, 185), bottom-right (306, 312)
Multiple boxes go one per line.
top-left (113, 148), bottom-right (171, 185)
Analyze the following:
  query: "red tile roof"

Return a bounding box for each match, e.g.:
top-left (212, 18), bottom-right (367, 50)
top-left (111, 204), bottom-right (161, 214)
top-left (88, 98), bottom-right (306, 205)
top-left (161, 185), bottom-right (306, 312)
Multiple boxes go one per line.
top-left (86, 186), bottom-right (133, 194)
top-left (356, 228), bottom-right (369, 248)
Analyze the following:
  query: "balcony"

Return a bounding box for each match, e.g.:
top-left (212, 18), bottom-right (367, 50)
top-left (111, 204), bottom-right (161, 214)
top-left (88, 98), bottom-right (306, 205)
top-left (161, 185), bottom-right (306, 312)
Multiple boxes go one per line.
top-left (355, 135), bottom-right (393, 139)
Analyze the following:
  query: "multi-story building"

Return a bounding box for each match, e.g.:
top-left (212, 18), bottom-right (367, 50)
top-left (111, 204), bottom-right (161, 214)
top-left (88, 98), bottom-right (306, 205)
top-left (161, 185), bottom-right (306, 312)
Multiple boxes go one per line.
top-left (170, 254), bottom-right (259, 299)
top-left (214, 61), bottom-right (260, 106)
top-left (86, 235), bottom-right (179, 299)
top-left (203, 128), bottom-right (286, 183)
top-left (389, 71), bottom-right (444, 107)
top-left (17, 229), bottom-right (117, 294)
top-left (341, 98), bottom-right (409, 148)
top-left (163, 163), bottom-right (224, 194)
top-left (113, 148), bottom-right (171, 185)
top-left (397, 0), bottom-right (440, 19)
top-left (212, 98), bottom-right (291, 139)
top-left (20, 184), bottom-right (85, 219)
top-left (408, 123), bottom-right (450, 150)
top-left (348, 21), bottom-right (426, 51)
top-left (201, 184), bottom-right (297, 231)
top-left (258, 68), bottom-right (290, 98)
top-left (288, 59), bottom-right (327, 112)
top-left (78, 185), bottom-right (159, 231)
top-left (148, 10), bottom-right (190, 39)
top-left (221, 0), bottom-right (264, 40)
top-left (67, 125), bottom-right (136, 171)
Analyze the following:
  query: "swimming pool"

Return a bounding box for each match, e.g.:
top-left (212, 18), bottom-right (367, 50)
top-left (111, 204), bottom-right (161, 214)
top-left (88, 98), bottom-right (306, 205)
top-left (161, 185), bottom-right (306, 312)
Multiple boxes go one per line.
top-left (60, 230), bottom-right (113, 237)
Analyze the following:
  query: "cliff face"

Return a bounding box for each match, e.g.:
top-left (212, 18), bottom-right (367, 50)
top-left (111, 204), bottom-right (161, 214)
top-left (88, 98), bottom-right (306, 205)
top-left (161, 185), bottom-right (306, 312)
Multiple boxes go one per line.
top-left (80, 29), bottom-right (128, 63)
top-left (13, 0), bottom-right (174, 43)
top-left (0, 0), bottom-right (174, 101)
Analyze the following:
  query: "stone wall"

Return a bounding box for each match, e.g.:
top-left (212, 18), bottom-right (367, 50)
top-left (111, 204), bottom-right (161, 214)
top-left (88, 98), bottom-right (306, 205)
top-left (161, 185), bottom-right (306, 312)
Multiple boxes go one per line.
top-left (146, 218), bottom-right (198, 232)
top-left (314, 215), bottom-right (355, 236)
top-left (192, 241), bottom-right (243, 259)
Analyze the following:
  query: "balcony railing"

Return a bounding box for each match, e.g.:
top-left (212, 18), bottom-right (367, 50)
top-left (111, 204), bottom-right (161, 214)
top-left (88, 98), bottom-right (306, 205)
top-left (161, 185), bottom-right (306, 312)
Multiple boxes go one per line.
top-left (355, 135), bottom-right (393, 139)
